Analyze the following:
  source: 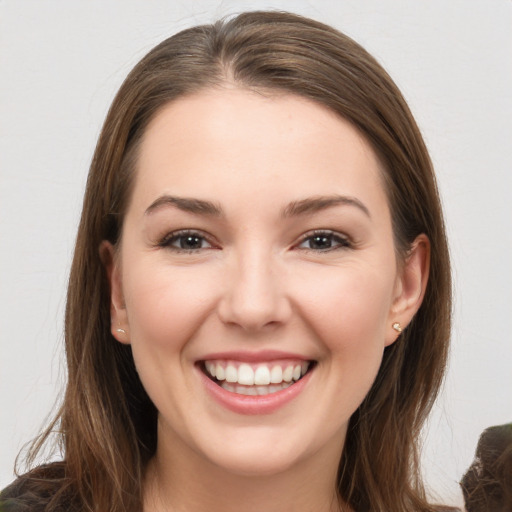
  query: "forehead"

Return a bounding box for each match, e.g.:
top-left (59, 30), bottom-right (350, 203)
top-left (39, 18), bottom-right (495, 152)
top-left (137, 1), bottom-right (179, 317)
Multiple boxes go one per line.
top-left (130, 88), bottom-right (388, 218)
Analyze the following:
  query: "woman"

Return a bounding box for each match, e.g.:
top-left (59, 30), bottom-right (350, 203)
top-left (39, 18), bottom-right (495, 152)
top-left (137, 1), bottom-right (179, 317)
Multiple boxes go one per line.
top-left (1, 11), bottom-right (452, 512)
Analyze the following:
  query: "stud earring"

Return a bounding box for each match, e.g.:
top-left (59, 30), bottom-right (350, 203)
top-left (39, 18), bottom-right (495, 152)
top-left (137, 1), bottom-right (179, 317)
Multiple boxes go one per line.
top-left (116, 328), bottom-right (126, 334)
top-left (392, 322), bottom-right (402, 333)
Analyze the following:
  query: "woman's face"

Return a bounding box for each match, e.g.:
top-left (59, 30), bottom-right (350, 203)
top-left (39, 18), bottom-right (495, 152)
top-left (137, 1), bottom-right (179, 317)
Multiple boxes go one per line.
top-left (105, 88), bottom-right (425, 477)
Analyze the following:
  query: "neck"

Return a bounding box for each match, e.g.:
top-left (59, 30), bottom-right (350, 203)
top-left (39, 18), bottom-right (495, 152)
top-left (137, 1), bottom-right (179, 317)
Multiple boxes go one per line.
top-left (143, 425), bottom-right (348, 512)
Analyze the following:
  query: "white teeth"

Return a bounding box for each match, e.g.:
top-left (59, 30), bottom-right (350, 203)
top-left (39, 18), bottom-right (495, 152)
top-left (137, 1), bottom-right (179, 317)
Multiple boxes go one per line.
top-left (225, 364), bottom-right (237, 383)
top-left (205, 360), bottom-right (311, 387)
top-left (206, 361), bottom-right (216, 375)
top-left (221, 382), bottom-right (235, 393)
top-left (282, 365), bottom-right (293, 383)
top-left (220, 381), bottom-right (294, 395)
top-left (257, 386), bottom-right (271, 395)
top-left (237, 364), bottom-right (254, 385)
top-left (270, 365), bottom-right (282, 384)
top-left (254, 366), bottom-right (271, 385)
top-left (239, 385), bottom-right (257, 396)
top-left (215, 363), bottom-right (225, 381)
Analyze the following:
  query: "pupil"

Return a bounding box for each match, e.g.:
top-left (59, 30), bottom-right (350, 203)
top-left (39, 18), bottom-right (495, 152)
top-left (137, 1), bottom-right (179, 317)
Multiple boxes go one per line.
top-left (311, 235), bottom-right (331, 249)
top-left (181, 236), bottom-right (201, 249)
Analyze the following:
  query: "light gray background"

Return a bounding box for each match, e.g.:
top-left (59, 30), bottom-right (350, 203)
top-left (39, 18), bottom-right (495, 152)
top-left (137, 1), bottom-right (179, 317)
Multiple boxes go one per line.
top-left (1, 1), bottom-right (511, 507)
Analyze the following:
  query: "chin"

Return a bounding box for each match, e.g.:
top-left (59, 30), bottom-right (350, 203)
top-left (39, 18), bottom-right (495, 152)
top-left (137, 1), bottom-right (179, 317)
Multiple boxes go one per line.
top-left (193, 423), bottom-right (327, 478)
top-left (208, 447), bottom-right (305, 478)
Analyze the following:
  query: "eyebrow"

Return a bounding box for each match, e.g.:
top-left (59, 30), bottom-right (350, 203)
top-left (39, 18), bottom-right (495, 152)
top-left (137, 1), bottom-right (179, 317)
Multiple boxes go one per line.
top-left (144, 194), bottom-right (370, 218)
top-left (282, 195), bottom-right (371, 218)
top-left (145, 195), bottom-right (223, 216)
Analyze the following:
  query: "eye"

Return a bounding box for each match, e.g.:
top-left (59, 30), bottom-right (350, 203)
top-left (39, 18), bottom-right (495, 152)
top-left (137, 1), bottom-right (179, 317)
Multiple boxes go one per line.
top-left (159, 230), bottom-right (214, 252)
top-left (297, 230), bottom-right (351, 252)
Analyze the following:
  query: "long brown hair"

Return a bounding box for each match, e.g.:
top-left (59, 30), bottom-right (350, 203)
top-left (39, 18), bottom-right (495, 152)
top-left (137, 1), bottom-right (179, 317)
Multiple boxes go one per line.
top-left (5, 11), bottom-right (451, 512)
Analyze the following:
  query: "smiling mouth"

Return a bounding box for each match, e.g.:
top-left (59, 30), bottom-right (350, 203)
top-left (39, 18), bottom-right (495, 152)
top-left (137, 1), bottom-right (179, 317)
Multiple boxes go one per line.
top-left (200, 360), bottom-right (315, 396)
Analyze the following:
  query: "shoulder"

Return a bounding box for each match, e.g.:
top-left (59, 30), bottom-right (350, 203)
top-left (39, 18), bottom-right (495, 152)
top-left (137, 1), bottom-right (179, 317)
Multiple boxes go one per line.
top-left (0, 463), bottom-right (79, 512)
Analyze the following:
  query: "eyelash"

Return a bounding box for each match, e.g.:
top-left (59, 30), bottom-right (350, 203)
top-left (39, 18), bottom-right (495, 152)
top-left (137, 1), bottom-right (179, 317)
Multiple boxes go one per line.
top-left (158, 230), bottom-right (216, 253)
top-left (158, 229), bottom-right (352, 253)
top-left (297, 230), bottom-right (352, 252)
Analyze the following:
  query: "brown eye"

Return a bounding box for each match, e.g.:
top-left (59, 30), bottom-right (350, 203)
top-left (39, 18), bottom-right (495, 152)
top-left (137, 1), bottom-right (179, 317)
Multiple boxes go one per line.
top-left (298, 231), bottom-right (351, 251)
top-left (175, 234), bottom-right (206, 250)
top-left (160, 230), bottom-right (213, 252)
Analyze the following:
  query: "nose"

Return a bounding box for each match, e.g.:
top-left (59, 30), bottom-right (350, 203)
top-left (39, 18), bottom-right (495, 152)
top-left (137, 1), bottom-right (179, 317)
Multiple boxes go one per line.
top-left (217, 247), bottom-right (292, 333)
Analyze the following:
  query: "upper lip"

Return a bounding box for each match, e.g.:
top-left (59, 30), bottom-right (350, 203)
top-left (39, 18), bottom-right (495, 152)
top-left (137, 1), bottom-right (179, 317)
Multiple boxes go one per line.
top-left (196, 350), bottom-right (313, 363)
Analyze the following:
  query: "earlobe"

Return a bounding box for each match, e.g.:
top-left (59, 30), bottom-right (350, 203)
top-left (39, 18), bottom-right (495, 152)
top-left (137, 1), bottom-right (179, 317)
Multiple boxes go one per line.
top-left (386, 234), bottom-right (430, 346)
top-left (99, 240), bottom-right (130, 344)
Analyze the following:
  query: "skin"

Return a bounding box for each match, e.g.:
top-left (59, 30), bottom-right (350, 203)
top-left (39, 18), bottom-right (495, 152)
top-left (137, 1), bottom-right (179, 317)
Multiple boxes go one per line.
top-left (102, 88), bottom-right (429, 512)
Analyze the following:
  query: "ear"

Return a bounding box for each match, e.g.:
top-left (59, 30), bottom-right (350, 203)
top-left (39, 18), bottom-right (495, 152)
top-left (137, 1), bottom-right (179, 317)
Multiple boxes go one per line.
top-left (99, 240), bottom-right (130, 344)
top-left (385, 234), bottom-right (430, 346)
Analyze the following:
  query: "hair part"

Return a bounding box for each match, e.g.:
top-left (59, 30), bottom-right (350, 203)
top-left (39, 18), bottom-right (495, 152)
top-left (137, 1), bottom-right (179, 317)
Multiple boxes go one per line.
top-left (8, 11), bottom-right (451, 512)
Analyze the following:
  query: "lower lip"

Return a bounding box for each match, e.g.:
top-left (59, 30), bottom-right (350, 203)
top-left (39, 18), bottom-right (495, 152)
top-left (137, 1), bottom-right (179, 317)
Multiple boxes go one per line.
top-left (198, 366), bottom-right (313, 415)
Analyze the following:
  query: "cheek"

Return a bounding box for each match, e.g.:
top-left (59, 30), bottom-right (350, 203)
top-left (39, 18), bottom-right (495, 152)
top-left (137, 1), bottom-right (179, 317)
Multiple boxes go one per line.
top-left (120, 261), bottom-right (221, 421)
top-left (297, 267), bottom-right (394, 423)
top-left (295, 263), bottom-right (393, 339)
top-left (122, 261), bottom-right (218, 356)
top-left (291, 262), bottom-right (394, 386)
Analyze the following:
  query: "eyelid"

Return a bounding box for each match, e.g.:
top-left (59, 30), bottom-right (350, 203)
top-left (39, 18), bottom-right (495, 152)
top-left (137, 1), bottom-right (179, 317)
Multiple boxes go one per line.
top-left (158, 229), bottom-right (218, 252)
top-left (295, 229), bottom-right (352, 251)
top-left (156, 228), bottom-right (352, 253)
